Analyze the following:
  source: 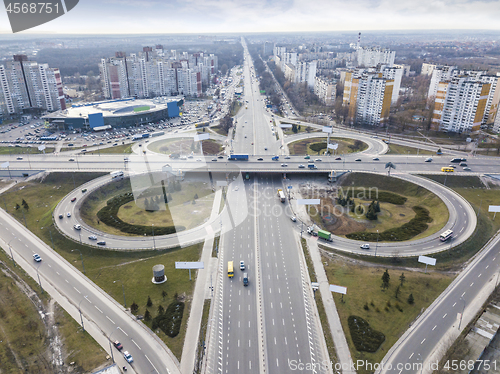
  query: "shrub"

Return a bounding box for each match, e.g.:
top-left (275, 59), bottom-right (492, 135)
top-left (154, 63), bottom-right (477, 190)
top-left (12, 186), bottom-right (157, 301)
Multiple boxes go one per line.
top-left (342, 188), bottom-right (407, 205)
top-left (151, 301), bottom-right (185, 337)
top-left (408, 293), bottom-right (415, 305)
top-left (348, 315), bottom-right (385, 352)
top-left (363, 302), bottom-right (369, 311)
top-left (346, 206), bottom-right (432, 242)
top-left (147, 296), bottom-right (152, 307)
top-left (96, 192), bottom-right (184, 236)
top-left (130, 302), bottom-right (138, 314)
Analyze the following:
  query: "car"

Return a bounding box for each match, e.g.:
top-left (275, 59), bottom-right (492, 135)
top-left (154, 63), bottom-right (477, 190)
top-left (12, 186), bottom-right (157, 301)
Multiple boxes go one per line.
top-left (69, 158), bottom-right (75, 161)
top-left (308, 160), bottom-right (314, 163)
top-left (304, 155), bottom-right (310, 159)
top-left (291, 216), bottom-right (297, 222)
top-left (33, 253), bottom-right (42, 262)
top-left (244, 135), bottom-right (247, 138)
top-left (196, 158), bottom-right (202, 162)
top-left (58, 214), bottom-right (63, 219)
top-left (284, 156), bottom-right (290, 159)
top-left (67, 212), bottom-right (71, 217)
top-left (113, 340), bottom-right (123, 351)
top-left (463, 167), bottom-right (472, 171)
top-left (264, 147), bottom-right (268, 150)
top-left (212, 158), bottom-right (217, 162)
top-left (372, 157), bottom-right (379, 161)
top-left (71, 197), bottom-right (77, 202)
top-left (315, 158), bottom-right (322, 162)
top-left (448, 164), bottom-right (457, 168)
top-left (298, 164), bottom-right (305, 168)
top-left (123, 351), bottom-right (133, 363)
top-left (459, 162), bottom-right (467, 167)
top-left (355, 158), bottom-right (362, 162)
top-left (218, 155), bottom-right (224, 159)
top-left (281, 163), bottom-right (288, 167)
top-left (97, 241), bottom-right (106, 246)
top-left (335, 157), bottom-right (342, 160)
top-left (74, 224), bottom-right (81, 230)
top-left (240, 261), bottom-right (245, 270)
top-left (257, 157), bottom-right (264, 161)
top-left (82, 188), bottom-right (87, 193)
top-left (16, 156), bottom-right (23, 160)
top-left (425, 157), bottom-right (433, 162)
top-left (88, 235), bottom-right (97, 240)
top-left (360, 243), bottom-right (370, 250)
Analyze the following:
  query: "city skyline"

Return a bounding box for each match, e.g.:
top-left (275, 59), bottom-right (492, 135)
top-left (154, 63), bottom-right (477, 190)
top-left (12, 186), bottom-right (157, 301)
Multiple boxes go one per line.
top-left (1, 0), bottom-right (500, 35)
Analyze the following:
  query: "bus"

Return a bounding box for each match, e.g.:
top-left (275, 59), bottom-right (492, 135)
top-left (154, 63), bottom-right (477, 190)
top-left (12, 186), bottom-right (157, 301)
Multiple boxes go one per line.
top-left (440, 229), bottom-right (453, 241)
top-left (227, 261), bottom-right (234, 278)
top-left (441, 167), bottom-right (454, 172)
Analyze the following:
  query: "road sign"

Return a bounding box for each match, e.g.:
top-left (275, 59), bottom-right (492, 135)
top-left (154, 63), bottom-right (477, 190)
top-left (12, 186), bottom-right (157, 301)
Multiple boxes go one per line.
top-left (327, 143), bottom-right (338, 150)
top-left (329, 285), bottom-right (347, 295)
top-left (194, 133), bottom-right (210, 141)
top-left (175, 262), bottom-right (204, 269)
top-left (418, 255), bottom-right (436, 273)
top-left (38, 145), bottom-right (46, 151)
top-left (298, 199), bottom-right (320, 205)
top-left (488, 206), bottom-right (500, 212)
top-left (322, 126), bottom-right (333, 133)
top-left (280, 124), bottom-right (292, 128)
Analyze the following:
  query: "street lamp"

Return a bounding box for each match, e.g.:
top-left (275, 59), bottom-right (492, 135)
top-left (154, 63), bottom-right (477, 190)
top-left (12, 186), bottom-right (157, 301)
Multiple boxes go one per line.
top-left (78, 296), bottom-right (88, 332)
top-left (375, 230), bottom-right (379, 257)
top-left (36, 264), bottom-right (44, 294)
top-left (113, 280), bottom-right (126, 308)
top-left (8, 236), bottom-right (16, 267)
top-left (71, 249), bottom-right (86, 275)
top-left (152, 224), bottom-right (156, 250)
top-left (458, 297), bottom-right (466, 330)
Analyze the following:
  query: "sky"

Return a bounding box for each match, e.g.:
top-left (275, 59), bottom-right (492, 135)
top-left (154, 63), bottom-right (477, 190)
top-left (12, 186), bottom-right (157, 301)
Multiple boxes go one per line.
top-left (1, 0), bottom-right (500, 35)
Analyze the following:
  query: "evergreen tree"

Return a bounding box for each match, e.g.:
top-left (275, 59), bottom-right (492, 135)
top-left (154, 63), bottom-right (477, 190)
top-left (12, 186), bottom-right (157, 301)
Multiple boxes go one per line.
top-left (395, 285), bottom-right (400, 299)
top-left (22, 199), bottom-right (29, 211)
top-left (194, 193), bottom-right (199, 200)
top-left (144, 309), bottom-right (151, 321)
top-left (408, 293), bottom-right (415, 305)
top-left (15, 203), bottom-right (20, 210)
top-left (147, 296), bottom-right (153, 307)
top-left (382, 269), bottom-right (390, 290)
top-left (375, 200), bottom-right (381, 213)
top-left (130, 302), bottom-right (139, 314)
top-left (399, 273), bottom-right (406, 286)
top-left (162, 290), bottom-right (167, 300)
top-left (157, 305), bottom-right (164, 315)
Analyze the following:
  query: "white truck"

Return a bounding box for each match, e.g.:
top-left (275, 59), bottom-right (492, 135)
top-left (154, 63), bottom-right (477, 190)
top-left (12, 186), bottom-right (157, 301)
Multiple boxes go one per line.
top-left (110, 170), bottom-right (124, 179)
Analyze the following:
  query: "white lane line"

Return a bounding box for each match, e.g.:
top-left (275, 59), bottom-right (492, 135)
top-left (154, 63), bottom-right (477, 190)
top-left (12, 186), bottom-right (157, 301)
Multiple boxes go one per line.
top-left (86, 298), bottom-right (92, 304)
top-left (47, 264), bottom-right (51, 268)
top-left (132, 339), bottom-right (141, 350)
top-left (409, 353), bottom-right (414, 359)
top-left (461, 291), bottom-right (466, 297)
top-left (65, 279), bottom-right (69, 283)
top-left (478, 273), bottom-right (482, 278)
top-left (421, 338), bottom-right (426, 344)
top-left (453, 302), bottom-right (456, 307)
top-left (56, 271), bottom-right (60, 275)
top-left (118, 327), bottom-right (128, 336)
top-left (470, 282), bottom-right (474, 287)
top-left (144, 355), bottom-right (160, 374)
top-left (443, 313), bottom-right (447, 318)
top-left (432, 325), bottom-right (437, 331)
top-left (106, 316), bottom-right (115, 324)
top-left (95, 306), bottom-right (103, 313)
top-left (73, 287), bottom-right (81, 294)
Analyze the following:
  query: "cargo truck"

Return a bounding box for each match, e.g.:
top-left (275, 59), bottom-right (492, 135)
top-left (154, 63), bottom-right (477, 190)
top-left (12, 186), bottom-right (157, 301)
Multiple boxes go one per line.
top-left (227, 154), bottom-right (249, 161)
top-left (308, 164), bottom-right (317, 169)
top-left (317, 229), bottom-right (333, 242)
top-left (277, 189), bottom-right (286, 203)
top-left (110, 170), bottom-right (124, 179)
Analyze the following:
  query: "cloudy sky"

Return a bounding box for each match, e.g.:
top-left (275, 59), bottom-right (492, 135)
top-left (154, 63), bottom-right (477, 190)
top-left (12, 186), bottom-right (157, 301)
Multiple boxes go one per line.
top-left (1, 0), bottom-right (500, 35)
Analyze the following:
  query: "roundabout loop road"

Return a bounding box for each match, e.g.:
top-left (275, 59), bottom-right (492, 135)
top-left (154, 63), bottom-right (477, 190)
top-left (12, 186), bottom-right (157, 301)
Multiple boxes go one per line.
top-left (296, 170), bottom-right (477, 257)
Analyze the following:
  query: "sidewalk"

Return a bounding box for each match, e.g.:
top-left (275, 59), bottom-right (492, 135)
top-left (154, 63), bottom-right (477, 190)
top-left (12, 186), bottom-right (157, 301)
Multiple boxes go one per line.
top-left (307, 237), bottom-right (356, 374)
top-left (179, 188), bottom-right (222, 374)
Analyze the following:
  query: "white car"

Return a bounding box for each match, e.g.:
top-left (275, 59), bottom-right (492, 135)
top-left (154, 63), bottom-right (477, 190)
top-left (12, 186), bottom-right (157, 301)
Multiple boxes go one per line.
top-left (240, 261), bottom-right (245, 270)
top-left (33, 253), bottom-right (42, 262)
top-left (315, 158), bottom-right (322, 162)
top-left (360, 243), bottom-right (370, 250)
top-left (123, 351), bottom-right (133, 363)
top-left (425, 157), bottom-right (433, 162)
top-left (291, 216), bottom-right (297, 222)
top-left (67, 212), bottom-right (71, 217)
top-left (74, 224), bottom-right (81, 230)
top-left (88, 235), bottom-right (97, 240)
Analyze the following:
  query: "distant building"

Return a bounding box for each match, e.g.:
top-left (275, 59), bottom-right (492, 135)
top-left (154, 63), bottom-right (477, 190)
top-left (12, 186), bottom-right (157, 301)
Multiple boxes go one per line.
top-left (394, 64), bottom-right (411, 77)
top-left (421, 63), bottom-right (438, 76)
top-left (99, 49), bottom-right (218, 100)
top-left (314, 76), bottom-right (336, 106)
top-left (427, 65), bottom-right (456, 99)
top-left (0, 55), bottom-right (65, 117)
top-left (356, 46), bottom-right (395, 67)
top-left (295, 61), bottom-right (317, 88)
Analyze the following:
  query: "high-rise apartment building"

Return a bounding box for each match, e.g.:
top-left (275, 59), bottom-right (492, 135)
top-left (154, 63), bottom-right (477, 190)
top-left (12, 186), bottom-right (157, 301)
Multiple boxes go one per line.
top-left (99, 48), bottom-right (218, 100)
top-left (0, 55), bottom-right (65, 117)
top-left (314, 76), bottom-right (336, 106)
top-left (356, 47), bottom-right (395, 67)
top-left (343, 70), bottom-right (394, 126)
top-left (432, 74), bottom-right (499, 133)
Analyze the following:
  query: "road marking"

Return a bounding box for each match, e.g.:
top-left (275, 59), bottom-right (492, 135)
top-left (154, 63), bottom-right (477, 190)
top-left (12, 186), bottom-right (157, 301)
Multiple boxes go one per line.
top-left (65, 279), bottom-right (69, 283)
top-left (118, 327), bottom-right (128, 336)
top-left (144, 355), bottom-right (160, 374)
top-left (486, 265), bottom-right (489, 269)
top-left (73, 287), bottom-right (81, 294)
top-left (421, 338), bottom-right (426, 344)
top-left (461, 292), bottom-right (466, 297)
top-left (56, 271), bottom-right (60, 275)
top-left (106, 316), bottom-right (115, 324)
top-left (494, 257), bottom-right (497, 261)
top-left (409, 353), bottom-right (414, 359)
top-left (453, 302), bottom-right (456, 307)
top-left (95, 306), bottom-right (103, 313)
top-left (86, 298), bottom-right (92, 304)
top-left (47, 264), bottom-right (51, 268)
top-left (432, 325), bottom-right (437, 331)
top-left (131, 339), bottom-right (141, 350)
top-left (478, 273), bottom-right (482, 278)
top-left (470, 282), bottom-right (474, 287)
top-left (443, 313), bottom-right (447, 318)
